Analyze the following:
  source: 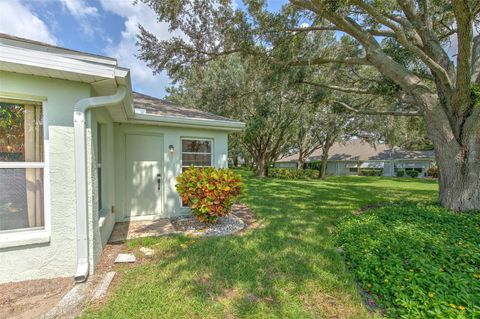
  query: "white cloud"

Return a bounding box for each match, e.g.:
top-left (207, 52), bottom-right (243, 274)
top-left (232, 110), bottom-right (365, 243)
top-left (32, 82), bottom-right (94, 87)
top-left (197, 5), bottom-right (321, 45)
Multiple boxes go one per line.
top-left (0, 0), bottom-right (57, 44)
top-left (59, 0), bottom-right (98, 18)
top-left (100, 0), bottom-right (180, 97)
top-left (58, 0), bottom-right (99, 37)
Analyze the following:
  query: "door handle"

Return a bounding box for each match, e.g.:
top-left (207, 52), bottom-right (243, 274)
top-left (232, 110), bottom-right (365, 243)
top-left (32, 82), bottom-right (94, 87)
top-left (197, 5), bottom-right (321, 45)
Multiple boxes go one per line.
top-left (157, 174), bottom-right (161, 190)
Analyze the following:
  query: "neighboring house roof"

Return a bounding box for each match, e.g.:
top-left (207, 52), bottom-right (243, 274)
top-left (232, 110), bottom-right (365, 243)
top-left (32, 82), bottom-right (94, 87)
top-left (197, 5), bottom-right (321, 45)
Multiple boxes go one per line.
top-left (133, 92), bottom-right (238, 123)
top-left (277, 140), bottom-right (434, 163)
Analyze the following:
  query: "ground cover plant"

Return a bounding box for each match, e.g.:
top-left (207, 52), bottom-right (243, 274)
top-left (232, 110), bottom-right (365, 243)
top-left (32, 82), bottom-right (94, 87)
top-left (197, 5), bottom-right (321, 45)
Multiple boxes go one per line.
top-left (82, 172), bottom-right (438, 318)
top-left (335, 203), bottom-right (480, 318)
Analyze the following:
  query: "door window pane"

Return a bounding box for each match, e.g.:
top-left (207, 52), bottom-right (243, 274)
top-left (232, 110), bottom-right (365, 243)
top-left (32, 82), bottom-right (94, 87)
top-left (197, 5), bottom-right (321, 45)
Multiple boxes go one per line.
top-left (0, 102), bottom-right (44, 232)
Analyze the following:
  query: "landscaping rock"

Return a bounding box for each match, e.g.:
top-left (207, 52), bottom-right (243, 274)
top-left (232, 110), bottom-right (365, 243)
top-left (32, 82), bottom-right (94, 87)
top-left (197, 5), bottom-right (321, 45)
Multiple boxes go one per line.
top-left (139, 247), bottom-right (154, 256)
top-left (171, 214), bottom-right (245, 237)
top-left (114, 253), bottom-right (136, 263)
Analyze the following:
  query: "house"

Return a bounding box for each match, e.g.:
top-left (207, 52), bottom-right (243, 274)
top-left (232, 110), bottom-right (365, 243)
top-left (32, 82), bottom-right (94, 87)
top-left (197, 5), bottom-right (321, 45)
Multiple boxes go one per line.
top-left (275, 139), bottom-right (435, 177)
top-left (0, 33), bottom-right (244, 284)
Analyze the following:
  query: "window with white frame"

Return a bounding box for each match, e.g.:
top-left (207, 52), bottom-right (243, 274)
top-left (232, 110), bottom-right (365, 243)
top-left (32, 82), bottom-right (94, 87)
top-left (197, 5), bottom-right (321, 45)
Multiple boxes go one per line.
top-left (181, 138), bottom-right (213, 172)
top-left (0, 102), bottom-right (44, 232)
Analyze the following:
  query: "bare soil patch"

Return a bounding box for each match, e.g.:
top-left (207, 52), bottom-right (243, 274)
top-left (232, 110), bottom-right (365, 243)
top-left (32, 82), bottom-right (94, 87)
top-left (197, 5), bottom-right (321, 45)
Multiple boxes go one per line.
top-left (0, 277), bottom-right (73, 319)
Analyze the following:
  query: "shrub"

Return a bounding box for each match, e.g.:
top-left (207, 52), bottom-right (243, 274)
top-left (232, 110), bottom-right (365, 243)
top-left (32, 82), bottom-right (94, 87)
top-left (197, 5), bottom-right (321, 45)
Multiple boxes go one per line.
top-left (427, 166), bottom-right (438, 178)
top-left (307, 161), bottom-right (322, 171)
top-left (359, 169), bottom-right (383, 176)
top-left (335, 202), bottom-right (480, 318)
top-left (396, 170), bottom-right (405, 177)
top-left (406, 170), bottom-right (420, 178)
top-left (176, 166), bottom-right (243, 223)
top-left (268, 168), bottom-right (319, 179)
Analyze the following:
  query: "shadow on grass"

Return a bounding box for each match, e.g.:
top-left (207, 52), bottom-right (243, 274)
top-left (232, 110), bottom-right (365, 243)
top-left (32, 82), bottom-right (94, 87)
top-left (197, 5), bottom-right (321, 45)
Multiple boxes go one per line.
top-left (83, 174), bottom-right (438, 319)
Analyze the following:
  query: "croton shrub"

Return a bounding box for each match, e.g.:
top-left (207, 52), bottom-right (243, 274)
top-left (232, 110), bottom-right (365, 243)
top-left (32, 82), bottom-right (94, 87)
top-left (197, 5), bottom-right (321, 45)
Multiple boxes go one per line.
top-left (176, 166), bottom-right (243, 223)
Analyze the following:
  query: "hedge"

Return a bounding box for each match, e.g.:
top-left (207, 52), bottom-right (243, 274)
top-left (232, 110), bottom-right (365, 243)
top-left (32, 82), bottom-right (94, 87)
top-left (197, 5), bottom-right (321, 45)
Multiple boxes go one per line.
top-left (268, 168), bottom-right (319, 179)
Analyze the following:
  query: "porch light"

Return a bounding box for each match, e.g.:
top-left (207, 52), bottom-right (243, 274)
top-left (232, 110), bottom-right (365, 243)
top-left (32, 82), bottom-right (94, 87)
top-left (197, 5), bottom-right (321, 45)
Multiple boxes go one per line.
top-left (169, 145), bottom-right (174, 153)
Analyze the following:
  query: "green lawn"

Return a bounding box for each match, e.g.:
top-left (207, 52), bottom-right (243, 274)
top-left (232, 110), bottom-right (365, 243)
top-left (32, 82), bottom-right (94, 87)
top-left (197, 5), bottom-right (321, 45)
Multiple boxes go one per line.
top-left (82, 173), bottom-right (438, 319)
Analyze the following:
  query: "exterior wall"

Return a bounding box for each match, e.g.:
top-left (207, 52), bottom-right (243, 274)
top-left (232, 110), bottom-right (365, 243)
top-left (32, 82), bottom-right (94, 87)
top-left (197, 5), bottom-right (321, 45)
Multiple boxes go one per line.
top-left (383, 162), bottom-right (394, 176)
top-left (326, 161), bottom-right (355, 176)
top-left (275, 159), bottom-right (435, 177)
top-left (114, 124), bottom-right (229, 220)
top-left (88, 108), bottom-right (116, 273)
top-left (0, 71), bottom-right (91, 283)
top-left (395, 160), bottom-right (434, 177)
top-left (275, 162), bottom-right (297, 169)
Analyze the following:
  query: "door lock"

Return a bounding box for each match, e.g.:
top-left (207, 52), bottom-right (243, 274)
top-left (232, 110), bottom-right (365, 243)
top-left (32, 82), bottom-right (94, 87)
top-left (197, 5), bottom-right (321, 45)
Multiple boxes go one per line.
top-left (157, 174), bottom-right (161, 190)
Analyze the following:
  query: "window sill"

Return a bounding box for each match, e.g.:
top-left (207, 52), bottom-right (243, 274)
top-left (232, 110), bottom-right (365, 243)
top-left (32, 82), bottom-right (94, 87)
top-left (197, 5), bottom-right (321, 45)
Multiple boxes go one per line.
top-left (0, 229), bottom-right (50, 249)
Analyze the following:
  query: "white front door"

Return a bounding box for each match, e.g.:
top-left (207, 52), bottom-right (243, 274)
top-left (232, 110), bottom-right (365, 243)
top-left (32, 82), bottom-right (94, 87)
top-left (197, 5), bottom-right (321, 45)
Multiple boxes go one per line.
top-left (125, 134), bottom-right (163, 218)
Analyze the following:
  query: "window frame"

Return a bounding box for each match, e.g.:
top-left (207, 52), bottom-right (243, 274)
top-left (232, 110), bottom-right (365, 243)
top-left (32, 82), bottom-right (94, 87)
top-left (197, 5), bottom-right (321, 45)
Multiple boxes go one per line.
top-left (0, 97), bottom-right (51, 247)
top-left (180, 137), bottom-right (214, 170)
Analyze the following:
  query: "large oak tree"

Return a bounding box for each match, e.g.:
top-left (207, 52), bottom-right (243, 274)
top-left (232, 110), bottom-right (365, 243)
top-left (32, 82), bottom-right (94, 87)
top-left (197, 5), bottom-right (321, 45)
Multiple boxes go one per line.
top-left (138, 0), bottom-right (480, 211)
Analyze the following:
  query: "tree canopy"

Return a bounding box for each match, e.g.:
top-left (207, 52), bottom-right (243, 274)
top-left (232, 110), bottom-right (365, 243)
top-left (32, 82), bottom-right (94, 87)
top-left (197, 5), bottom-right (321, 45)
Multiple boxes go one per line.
top-left (137, 0), bottom-right (480, 211)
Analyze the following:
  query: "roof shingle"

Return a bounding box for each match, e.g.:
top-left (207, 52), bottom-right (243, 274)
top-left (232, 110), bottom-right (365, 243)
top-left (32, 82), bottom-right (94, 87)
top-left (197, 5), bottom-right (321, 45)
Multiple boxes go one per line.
top-left (133, 92), bottom-right (240, 122)
top-left (278, 139), bottom-right (434, 162)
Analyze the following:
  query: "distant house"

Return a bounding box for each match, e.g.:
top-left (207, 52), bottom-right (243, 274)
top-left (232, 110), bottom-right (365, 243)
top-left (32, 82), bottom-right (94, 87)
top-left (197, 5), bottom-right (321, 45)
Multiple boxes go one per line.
top-left (275, 139), bottom-right (435, 177)
top-left (0, 33), bottom-right (244, 284)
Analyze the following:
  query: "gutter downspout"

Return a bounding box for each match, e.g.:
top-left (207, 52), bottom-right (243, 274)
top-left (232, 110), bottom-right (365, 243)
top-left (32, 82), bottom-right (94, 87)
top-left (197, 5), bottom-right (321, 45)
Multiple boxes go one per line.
top-left (73, 85), bottom-right (127, 283)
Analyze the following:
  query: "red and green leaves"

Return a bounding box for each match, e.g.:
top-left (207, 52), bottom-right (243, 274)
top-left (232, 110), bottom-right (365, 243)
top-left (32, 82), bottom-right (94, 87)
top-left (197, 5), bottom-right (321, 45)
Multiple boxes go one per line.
top-left (176, 167), bottom-right (243, 223)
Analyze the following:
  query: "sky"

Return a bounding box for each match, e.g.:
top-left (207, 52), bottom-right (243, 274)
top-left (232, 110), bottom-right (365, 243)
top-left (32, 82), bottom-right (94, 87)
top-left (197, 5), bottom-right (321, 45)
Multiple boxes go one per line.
top-left (0, 0), bottom-right (287, 98)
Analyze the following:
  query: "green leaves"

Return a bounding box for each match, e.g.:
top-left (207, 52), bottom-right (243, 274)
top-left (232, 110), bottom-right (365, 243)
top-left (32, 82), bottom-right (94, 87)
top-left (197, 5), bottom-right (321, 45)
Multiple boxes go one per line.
top-left (176, 166), bottom-right (243, 223)
top-left (268, 168), bottom-right (319, 179)
top-left (335, 202), bottom-right (480, 318)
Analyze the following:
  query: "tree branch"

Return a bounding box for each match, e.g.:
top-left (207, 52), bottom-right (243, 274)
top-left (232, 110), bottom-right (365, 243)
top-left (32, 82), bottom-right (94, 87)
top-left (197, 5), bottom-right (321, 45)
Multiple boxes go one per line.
top-left (298, 80), bottom-right (373, 94)
top-left (334, 101), bottom-right (423, 116)
top-left (351, 0), bottom-right (454, 91)
top-left (289, 57), bottom-right (371, 66)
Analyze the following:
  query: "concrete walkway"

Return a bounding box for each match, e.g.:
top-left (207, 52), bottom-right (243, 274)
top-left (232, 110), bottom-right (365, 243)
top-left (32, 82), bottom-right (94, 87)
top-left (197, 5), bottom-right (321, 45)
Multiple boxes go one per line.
top-left (109, 219), bottom-right (175, 243)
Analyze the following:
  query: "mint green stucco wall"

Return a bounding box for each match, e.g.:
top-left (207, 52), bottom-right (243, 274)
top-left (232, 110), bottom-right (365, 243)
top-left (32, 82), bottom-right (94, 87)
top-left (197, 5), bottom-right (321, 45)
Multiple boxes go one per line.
top-left (0, 71), bottom-right (231, 283)
top-left (0, 71), bottom-right (91, 283)
top-left (114, 124), bottom-right (229, 220)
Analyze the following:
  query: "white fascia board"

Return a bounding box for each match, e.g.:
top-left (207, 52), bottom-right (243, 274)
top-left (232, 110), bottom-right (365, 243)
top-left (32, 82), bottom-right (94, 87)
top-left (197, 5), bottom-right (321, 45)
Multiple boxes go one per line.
top-left (114, 68), bottom-right (134, 121)
top-left (0, 43), bottom-right (116, 79)
top-left (132, 113), bottom-right (245, 132)
top-left (0, 37), bottom-right (117, 66)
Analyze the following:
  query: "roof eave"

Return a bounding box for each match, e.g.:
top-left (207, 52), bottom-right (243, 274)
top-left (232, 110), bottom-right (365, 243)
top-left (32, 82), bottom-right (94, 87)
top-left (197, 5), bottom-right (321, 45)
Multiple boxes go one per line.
top-left (131, 113), bottom-right (245, 132)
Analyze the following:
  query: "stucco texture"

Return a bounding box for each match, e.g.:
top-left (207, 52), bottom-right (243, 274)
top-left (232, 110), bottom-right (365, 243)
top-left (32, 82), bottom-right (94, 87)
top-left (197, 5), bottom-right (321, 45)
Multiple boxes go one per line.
top-left (0, 71), bottom-right (90, 283)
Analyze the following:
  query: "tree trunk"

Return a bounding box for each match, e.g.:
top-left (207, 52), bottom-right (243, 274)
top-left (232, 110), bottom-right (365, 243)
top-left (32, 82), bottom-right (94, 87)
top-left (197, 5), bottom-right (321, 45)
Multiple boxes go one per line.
top-left (256, 155), bottom-right (266, 177)
top-left (423, 101), bottom-right (480, 211)
top-left (297, 160), bottom-right (304, 169)
top-left (319, 148), bottom-right (329, 180)
top-left (434, 142), bottom-right (480, 211)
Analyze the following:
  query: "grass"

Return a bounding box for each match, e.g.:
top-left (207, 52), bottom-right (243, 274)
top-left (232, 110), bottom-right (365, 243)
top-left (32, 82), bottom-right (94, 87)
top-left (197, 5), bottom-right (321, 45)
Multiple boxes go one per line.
top-left (82, 172), bottom-right (439, 319)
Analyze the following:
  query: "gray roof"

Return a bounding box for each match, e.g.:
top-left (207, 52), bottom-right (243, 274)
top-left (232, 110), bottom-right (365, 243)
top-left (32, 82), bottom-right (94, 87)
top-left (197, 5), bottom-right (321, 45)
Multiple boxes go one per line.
top-left (133, 92), bottom-right (240, 122)
top-left (278, 139), bottom-right (434, 162)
